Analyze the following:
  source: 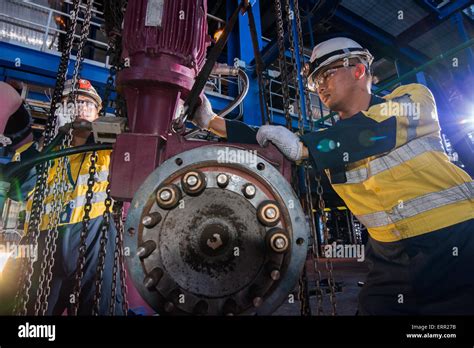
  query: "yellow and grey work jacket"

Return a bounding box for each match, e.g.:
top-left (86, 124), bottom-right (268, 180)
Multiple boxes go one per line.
top-left (300, 83), bottom-right (474, 242)
top-left (12, 142), bottom-right (112, 231)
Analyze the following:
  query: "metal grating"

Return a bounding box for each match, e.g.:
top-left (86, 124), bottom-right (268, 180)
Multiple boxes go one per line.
top-left (341, 0), bottom-right (430, 37)
top-left (409, 19), bottom-right (465, 60)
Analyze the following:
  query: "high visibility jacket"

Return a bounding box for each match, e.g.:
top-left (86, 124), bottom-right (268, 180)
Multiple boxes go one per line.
top-left (12, 142), bottom-right (112, 231)
top-left (225, 83), bottom-right (474, 242)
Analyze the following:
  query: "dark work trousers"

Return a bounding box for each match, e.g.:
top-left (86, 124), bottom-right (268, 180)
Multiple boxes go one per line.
top-left (358, 218), bottom-right (474, 315)
top-left (1, 216), bottom-right (124, 315)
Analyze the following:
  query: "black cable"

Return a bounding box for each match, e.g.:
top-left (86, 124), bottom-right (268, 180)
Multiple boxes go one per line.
top-left (4, 144), bottom-right (113, 179)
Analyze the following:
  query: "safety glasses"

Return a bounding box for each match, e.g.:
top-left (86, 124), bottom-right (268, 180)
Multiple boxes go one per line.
top-left (307, 64), bottom-right (355, 91)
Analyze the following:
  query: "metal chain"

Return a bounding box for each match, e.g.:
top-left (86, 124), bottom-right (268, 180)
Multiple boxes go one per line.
top-left (284, 0), bottom-right (303, 132)
top-left (44, 0), bottom-right (81, 144)
top-left (70, 151), bottom-right (98, 316)
top-left (273, 0), bottom-right (292, 129)
top-left (115, 202), bottom-right (129, 315)
top-left (108, 201), bottom-right (129, 315)
top-left (316, 174), bottom-right (338, 315)
top-left (37, 0), bottom-right (94, 315)
top-left (92, 181), bottom-right (112, 315)
top-left (33, 141), bottom-right (69, 315)
top-left (101, 0), bottom-right (128, 118)
top-left (304, 163), bottom-right (324, 315)
top-left (293, 0), bottom-right (314, 131)
top-left (67, 0), bottom-right (94, 109)
top-left (13, 0), bottom-right (82, 315)
top-left (298, 264), bottom-right (311, 316)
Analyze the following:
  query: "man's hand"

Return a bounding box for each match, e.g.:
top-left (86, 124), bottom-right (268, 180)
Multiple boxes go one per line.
top-left (192, 95), bottom-right (217, 130)
top-left (256, 125), bottom-right (305, 161)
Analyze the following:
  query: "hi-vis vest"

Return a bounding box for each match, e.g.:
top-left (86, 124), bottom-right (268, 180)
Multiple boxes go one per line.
top-left (301, 83), bottom-right (474, 242)
top-left (14, 144), bottom-right (112, 231)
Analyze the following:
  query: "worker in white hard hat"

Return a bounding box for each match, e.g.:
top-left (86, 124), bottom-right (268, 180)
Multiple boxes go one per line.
top-left (192, 37), bottom-right (474, 315)
top-left (1, 79), bottom-right (125, 315)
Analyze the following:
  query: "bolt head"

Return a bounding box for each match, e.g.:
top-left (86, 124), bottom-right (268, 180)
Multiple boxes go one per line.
top-left (160, 189), bottom-right (172, 201)
top-left (217, 174), bottom-right (228, 185)
top-left (244, 184), bottom-right (256, 197)
top-left (274, 237), bottom-right (286, 250)
top-left (186, 174), bottom-right (198, 187)
top-left (265, 207), bottom-right (276, 219)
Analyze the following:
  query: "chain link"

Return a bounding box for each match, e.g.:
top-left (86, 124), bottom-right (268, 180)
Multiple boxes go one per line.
top-left (315, 174), bottom-right (338, 315)
top-left (13, 0), bottom-right (83, 315)
top-left (293, 0), bottom-right (314, 131)
top-left (70, 151), bottom-right (98, 316)
top-left (273, 0), bottom-right (292, 129)
top-left (92, 181), bottom-right (112, 315)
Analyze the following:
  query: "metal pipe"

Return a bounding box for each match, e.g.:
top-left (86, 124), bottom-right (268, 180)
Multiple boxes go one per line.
top-left (315, 38), bottom-right (474, 126)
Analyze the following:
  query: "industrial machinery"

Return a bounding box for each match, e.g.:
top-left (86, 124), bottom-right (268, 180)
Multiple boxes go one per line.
top-left (113, 0), bottom-right (309, 315)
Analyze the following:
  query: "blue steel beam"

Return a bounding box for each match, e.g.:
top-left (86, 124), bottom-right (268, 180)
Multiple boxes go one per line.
top-left (0, 42), bottom-right (109, 88)
top-left (424, 0), bottom-right (472, 19)
top-left (238, 0), bottom-right (265, 126)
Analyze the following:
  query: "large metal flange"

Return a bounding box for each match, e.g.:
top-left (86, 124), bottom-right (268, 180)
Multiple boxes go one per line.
top-left (125, 145), bottom-right (309, 315)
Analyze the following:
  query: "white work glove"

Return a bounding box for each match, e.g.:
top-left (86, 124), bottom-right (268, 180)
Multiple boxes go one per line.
top-left (256, 125), bottom-right (303, 161)
top-left (192, 95), bottom-right (217, 130)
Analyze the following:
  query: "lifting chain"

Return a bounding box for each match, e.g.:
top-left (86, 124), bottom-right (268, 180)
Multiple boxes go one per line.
top-left (13, 0), bottom-right (83, 315)
top-left (92, 181), bottom-right (113, 315)
top-left (101, 0), bottom-right (128, 118)
top-left (284, 0), bottom-right (303, 132)
top-left (293, 0), bottom-right (314, 131)
top-left (109, 201), bottom-right (129, 315)
top-left (316, 174), bottom-right (338, 315)
top-left (70, 151), bottom-right (98, 315)
top-left (273, 0), bottom-right (292, 129)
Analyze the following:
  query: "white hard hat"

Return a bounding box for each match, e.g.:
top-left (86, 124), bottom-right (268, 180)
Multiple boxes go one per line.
top-left (308, 37), bottom-right (374, 84)
top-left (62, 78), bottom-right (102, 107)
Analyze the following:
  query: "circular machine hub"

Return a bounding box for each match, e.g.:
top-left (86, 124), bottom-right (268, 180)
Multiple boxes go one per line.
top-left (125, 145), bottom-right (309, 315)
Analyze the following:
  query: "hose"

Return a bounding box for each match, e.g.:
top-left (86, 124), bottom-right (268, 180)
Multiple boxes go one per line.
top-left (4, 143), bottom-right (113, 179)
top-left (217, 68), bottom-right (249, 120)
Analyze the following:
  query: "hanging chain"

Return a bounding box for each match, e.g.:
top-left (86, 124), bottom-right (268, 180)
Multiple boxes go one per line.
top-left (92, 181), bottom-right (113, 315)
top-left (304, 163), bottom-right (324, 315)
top-left (298, 264), bottom-right (311, 316)
top-left (316, 174), bottom-right (337, 315)
top-left (273, 0), bottom-right (292, 129)
top-left (101, 0), bottom-right (128, 118)
top-left (293, 0), bottom-right (314, 131)
top-left (13, 0), bottom-right (82, 315)
top-left (70, 151), bottom-right (98, 316)
top-left (109, 201), bottom-right (129, 315)
top-left (115, 202), bottom-right (129, 315)
top-left (284, 0), bottom-right (303, 132)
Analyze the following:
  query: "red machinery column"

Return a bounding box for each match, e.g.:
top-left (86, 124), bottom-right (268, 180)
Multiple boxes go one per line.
top-left (111, 0), bottom-right (211, 200)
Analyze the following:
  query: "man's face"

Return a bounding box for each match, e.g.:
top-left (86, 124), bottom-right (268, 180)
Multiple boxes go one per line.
top-left (314, 60), bottom-right (357, 111)
top-left (75, 94), bottom-right (100, 122)
top-left (61, 94), bottom-right (99, 123)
